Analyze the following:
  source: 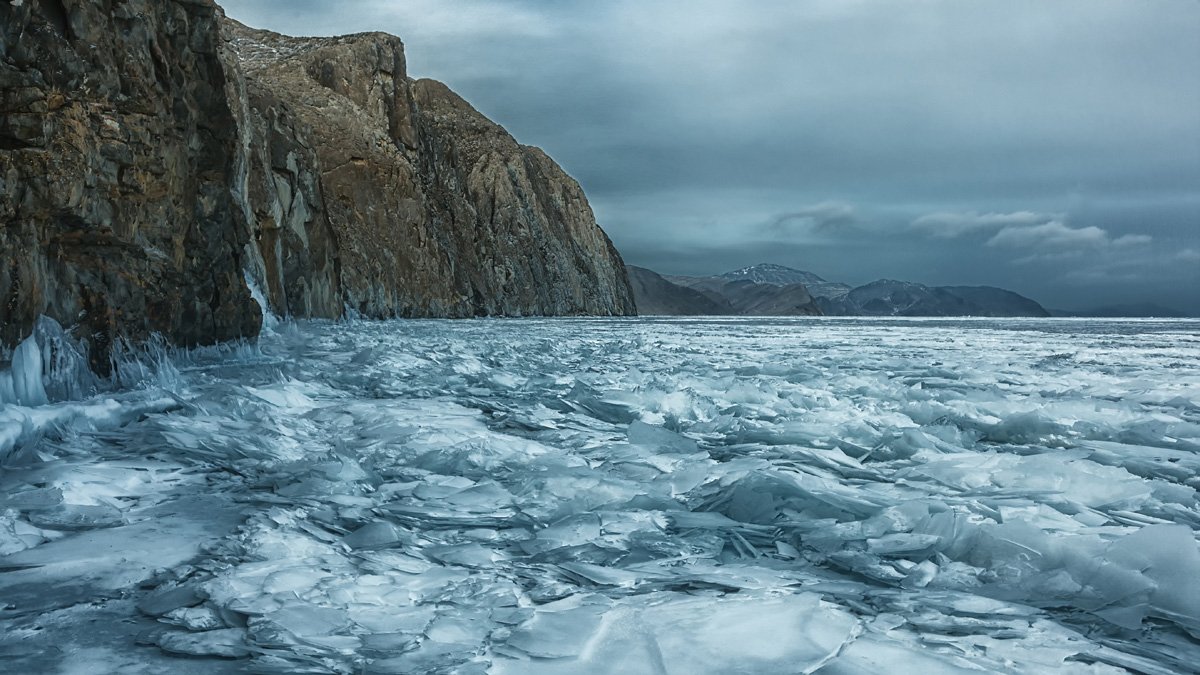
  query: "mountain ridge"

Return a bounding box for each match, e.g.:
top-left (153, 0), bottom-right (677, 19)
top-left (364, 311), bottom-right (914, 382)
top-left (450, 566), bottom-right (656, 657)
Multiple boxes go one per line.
top-left (632, 263), bottom-right (1051, 317)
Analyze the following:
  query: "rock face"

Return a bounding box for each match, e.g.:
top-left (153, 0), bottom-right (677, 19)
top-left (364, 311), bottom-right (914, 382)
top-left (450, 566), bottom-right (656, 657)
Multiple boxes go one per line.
top-left (226, 20), bottom-right (634, 320)
top-left (0, 0), bottom-right (262, 365)
top-left (0, 1), bottom-right (634, 365)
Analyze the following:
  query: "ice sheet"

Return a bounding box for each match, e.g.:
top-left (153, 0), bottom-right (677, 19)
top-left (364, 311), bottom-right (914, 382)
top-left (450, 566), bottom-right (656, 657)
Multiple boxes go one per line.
top-left (1, 316), bottom-right (1198, 672)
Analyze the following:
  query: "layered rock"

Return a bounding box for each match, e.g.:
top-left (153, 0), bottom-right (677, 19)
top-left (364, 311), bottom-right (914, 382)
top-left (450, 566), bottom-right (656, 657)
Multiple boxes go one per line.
top-left (0, 1), bottom-right (634, 367)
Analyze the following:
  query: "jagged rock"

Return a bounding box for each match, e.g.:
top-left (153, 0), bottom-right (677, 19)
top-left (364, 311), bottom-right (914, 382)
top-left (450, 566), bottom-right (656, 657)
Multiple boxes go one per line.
top-left (0, 0), bottom-right (635, 363)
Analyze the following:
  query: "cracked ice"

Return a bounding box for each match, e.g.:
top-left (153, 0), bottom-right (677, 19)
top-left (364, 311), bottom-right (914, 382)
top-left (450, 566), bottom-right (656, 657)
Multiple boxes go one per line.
top-left (1, 316), bottom-right (1199, 674)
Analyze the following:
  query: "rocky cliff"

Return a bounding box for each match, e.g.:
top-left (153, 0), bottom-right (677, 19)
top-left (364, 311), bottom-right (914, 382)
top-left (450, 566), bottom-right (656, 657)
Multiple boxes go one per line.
top-left (0, 0), bottom-right (634, 367)
top-left (0, 0), bottom-right (263, 365)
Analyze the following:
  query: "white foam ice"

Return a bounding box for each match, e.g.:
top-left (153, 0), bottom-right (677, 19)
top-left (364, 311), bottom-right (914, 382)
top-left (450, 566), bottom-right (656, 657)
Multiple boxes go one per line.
top-left (1, 316), bottom-right (1198, 673)
top-left (0, 333), bottom-right (48, 407)
top-left (245, 268), bottom-right (279, 332)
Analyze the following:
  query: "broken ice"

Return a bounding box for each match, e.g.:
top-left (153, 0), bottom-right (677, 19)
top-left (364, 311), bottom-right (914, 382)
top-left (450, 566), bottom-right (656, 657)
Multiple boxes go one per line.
top-left (1, 316), bottom-right (1198, 673)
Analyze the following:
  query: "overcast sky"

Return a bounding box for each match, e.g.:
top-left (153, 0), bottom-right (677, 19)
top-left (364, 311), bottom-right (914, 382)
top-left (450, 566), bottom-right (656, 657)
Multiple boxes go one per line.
top-left (222, 0), bottom-right (1200, 313)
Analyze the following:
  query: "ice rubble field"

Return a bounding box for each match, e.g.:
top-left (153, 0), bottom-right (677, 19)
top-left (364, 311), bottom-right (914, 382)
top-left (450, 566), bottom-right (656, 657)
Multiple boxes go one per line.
top-left (1, 317), bottom-right (1199, 674)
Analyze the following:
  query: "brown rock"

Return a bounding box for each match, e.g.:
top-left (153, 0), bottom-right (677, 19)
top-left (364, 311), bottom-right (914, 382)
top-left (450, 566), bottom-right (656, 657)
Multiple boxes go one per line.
top-left (0, 0), bottom-right (261, 368)
top-left (225, 20), bottom-right (635, 319)
top-left (1, 1), bottom-right (634, 368)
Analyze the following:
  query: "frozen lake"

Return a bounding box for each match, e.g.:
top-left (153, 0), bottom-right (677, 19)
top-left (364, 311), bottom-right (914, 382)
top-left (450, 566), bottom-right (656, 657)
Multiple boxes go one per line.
top-left (2, 317), bottom-right (1199, 673)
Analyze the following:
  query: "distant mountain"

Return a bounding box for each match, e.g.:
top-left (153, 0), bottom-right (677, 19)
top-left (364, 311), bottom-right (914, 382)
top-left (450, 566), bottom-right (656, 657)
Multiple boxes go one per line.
top-left (719, 264), bottom-right (851, 299)
top-left (630, 263), bottom-right (1050, 317)
top-left (819, 280), bottom-right (971, 316)
top-left (820, 280), bottom-right (1051, 317)
top-left (1051, 303), bottom-right (1189, 318)
top-left (719, 263), bottom-right (826, 286)
top-left (942, 286), bottom-right (1052, 317)
top-left (627, 267), bottom-right (730, 315)
top-left (668, 276), bottom-right (821, 316)
top-left (630, 263), bottom-right (820, 316)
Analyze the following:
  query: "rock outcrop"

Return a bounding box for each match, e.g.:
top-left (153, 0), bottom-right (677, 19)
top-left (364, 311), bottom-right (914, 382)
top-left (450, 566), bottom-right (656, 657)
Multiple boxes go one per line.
top-left (1, 0), bottom-right (634, 366)
top-left (225, 20), bottom-right (634, 320)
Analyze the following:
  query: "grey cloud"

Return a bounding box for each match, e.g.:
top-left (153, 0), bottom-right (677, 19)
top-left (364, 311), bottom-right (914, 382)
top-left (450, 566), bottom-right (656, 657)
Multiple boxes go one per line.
top-left (988, 220), bottom-right (1154, 251)
top-left (1177, 248), bottom-right (1200, 263)
top-left (1113, 234), bottom-right (1153, 247)
top-left (767, 202), bottom-right (858, 234)
top-left (988, 221), bottom-right (1112, 249)
top-left (911, 211), bottom-right (1059, 238)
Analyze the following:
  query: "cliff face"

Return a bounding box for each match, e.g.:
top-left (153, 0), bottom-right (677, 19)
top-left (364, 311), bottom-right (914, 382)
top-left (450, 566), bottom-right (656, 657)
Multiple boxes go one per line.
top-left (0, 0), bottom-right (262, 365)
top-left (0, 1), bottom-right (634, 365)
top-left (226, 21), bottom-right (634, 319)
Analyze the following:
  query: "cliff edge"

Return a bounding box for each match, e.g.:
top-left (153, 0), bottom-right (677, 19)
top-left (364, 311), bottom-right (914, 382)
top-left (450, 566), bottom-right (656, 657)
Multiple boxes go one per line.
top-left (0, 0), bottom-right (635, 366)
